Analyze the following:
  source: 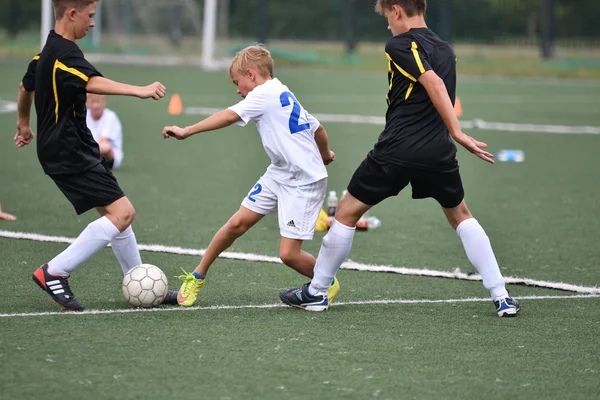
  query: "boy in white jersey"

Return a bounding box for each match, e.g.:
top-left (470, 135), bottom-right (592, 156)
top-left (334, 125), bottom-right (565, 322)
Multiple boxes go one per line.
top-left (86, 94), bottom-right (124, 170)
top-left (162, 45), bottom-right (339, 306)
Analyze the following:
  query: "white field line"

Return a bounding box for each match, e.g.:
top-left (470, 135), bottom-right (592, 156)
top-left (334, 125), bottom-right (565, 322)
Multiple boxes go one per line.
top-left (1, 294), bottom-right (598, 319)
top-left (0, 99), bottom-right (18, 114)
top-left (2, 230), bottom-right (600, 295)
top-left (184, 106), bottom-right (600, 135)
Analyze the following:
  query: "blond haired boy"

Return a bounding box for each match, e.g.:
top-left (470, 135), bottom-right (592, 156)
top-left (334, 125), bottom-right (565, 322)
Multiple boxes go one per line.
top-left (163, 45), bottom-right (339, 307)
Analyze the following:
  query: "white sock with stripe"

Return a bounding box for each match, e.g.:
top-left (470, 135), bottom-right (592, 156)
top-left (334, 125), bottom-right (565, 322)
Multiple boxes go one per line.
top-left (456, 218), bottom-right (508, 299)
top-left (111, 226), bottom-right (142, 275)
top-left (308, 219), bottom-right (356, 296)
top-left (47, 216), bottom-right (121, 277)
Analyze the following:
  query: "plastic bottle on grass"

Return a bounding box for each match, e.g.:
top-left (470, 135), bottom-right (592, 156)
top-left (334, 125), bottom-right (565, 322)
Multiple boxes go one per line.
top-left (326, 191), bottom-right (338, 227)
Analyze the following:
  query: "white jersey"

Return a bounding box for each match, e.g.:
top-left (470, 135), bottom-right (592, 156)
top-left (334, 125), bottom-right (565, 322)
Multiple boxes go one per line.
top-left (228, 78), bottom-right (327, 186)
top-left (86, 108), bottom-right (124, 169)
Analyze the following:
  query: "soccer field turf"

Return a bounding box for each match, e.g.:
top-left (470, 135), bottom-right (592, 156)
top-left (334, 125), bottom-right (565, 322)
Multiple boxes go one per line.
top-left (1, 57), bottom-right (599, 400)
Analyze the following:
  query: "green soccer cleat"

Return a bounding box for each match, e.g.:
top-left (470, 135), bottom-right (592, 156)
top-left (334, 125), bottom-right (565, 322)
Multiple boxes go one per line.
top-left (328, 276), bottom-right (340, 304)
top-left (176, 269), bottom-right (205, 307)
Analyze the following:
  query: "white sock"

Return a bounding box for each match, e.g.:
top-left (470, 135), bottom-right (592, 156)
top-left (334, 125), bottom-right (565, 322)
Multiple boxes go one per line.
top-left (308, 219), bottom-right (356, 296)
top-left (47, 216), bottom-right (121, 277)
top-left (456, 218), bottom-right (508, 299)
top-left (111, 226), bottom-right (142, 275)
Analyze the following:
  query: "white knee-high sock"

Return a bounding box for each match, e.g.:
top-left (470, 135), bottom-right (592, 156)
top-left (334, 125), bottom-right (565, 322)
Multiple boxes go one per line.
top-left (47, 216), bottom-right (121, 277)
top-left (111, 226), bottom-right (142, 275)
top-left (309, 219), bottom-right (356, 295)
top-left (456, 218), bottom-right (508, 299)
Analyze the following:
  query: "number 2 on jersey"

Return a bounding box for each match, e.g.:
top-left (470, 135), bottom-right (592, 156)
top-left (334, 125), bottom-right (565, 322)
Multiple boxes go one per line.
top-left (280, 91), bottom-right (310, 134)
top-left (247, 183), bottom-right (262, 203)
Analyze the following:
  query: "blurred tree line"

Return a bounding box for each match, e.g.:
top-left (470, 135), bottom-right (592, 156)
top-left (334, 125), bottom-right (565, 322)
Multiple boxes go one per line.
top-left (2, 0), bottom-right (599, 42)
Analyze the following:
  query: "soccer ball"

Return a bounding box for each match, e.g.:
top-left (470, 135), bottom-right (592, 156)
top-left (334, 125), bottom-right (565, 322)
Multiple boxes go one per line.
top-left (122, 264), bottom-right (168, 308)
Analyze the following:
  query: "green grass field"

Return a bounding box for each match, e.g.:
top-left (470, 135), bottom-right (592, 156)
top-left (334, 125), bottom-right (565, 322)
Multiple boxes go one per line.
top-left (1, 56), bottom-right (600, 400)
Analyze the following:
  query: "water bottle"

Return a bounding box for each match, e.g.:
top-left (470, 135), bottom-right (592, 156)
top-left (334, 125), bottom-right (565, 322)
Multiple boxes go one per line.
top-left (356, 209), bottom-right (369, 231)
top-left (326, 191), bottom-right (338, 218)
top-left (496, 150), bottom-right (525, 163)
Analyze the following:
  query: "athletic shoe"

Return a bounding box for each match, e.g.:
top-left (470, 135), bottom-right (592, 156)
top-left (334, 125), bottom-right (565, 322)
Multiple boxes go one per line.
top-left (328, 276), bottom-right (340, 304)
top-left (177, 269), bottom-right (205, 306)
top-left (161, 290), bottom-right (179, 305)
top-left (32, 264), bottom-right (84, 311)
top-left (279, 283), bottom-right (329, 311)
top-left (494, 294), bottom-right (521, 317)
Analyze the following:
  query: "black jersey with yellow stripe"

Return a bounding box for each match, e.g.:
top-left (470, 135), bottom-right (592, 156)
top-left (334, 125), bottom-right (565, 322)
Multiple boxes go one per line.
top-left (22, 30), bottom-right (103, 175)
top-left (373, 27), bottom-right (458, 172)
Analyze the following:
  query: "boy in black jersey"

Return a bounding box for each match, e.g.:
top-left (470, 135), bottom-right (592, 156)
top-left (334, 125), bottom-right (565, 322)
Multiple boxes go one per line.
top-left (14, 0), bottom-right (176, 310)
top-left (280, 0), bottom-right (520, 317)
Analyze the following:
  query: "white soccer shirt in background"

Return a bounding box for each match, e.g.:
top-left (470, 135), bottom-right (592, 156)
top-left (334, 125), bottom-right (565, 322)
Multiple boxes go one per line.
top-left (228, 78), bottom-right (327, 186)
top-left (86, 108), bottom-right (124, 169)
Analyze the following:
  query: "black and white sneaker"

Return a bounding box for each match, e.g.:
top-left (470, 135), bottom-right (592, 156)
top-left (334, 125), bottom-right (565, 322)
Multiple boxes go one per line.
top-left (279, 283), bottom-right (329, 311)
top-left (494, 294), bottom-right (521, 317)
top-left (32, 264), bottom-right (84, 311)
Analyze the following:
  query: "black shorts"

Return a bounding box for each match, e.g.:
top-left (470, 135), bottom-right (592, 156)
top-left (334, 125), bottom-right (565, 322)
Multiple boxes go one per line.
top-left (347, 155), bottom-right (464, 209)
top-left (49, 162), bottom-right (125, 215)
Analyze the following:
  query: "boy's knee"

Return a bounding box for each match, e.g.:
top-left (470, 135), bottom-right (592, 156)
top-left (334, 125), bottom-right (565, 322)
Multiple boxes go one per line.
top-left (227, 215), bottom-right (250, 235)
top-left (443, 201), bottom-right (472, 230)
top-left (279, 247), bottom-right (300, 266)
top-left (121, 205), bottom-right (136, 226)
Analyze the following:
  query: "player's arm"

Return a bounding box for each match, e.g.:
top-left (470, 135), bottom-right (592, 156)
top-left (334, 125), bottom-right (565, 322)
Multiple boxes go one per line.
top-left (419, 71), bottom-right (494, 164)
top-left (314, 125), bottom-right (335, 165)
top-left (86, 76), bottom-right (166, 100)
top-left (14, 56), bottom-right (38, 148)
top-left (162, 110), bottom-right (241, 140)
top-left (15, 82), bottom-right (35, 148)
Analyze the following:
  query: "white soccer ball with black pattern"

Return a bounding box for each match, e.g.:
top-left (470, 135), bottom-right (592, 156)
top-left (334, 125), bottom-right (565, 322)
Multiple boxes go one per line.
top-left (122, 264), bottom-right (168, 308)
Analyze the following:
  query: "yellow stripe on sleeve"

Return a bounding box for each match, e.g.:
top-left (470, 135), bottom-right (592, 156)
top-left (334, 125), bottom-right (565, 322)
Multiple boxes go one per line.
top-left (405, 83), bottom-right (414, 100)
top-left (411, 41), bottom-right (426, 74)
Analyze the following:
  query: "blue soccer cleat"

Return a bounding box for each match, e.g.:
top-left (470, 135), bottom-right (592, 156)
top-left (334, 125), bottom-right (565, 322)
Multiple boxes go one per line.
top-left (279, 283), bottom-right (329, 311)
top-left (494, 294), bottom-right (521, 317)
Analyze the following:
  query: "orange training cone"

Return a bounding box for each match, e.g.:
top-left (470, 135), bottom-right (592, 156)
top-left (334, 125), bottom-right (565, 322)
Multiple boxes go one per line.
top-left (454, 96), bottom-right (463, 117)
top-left (168, 94), bottom-right (183, 115)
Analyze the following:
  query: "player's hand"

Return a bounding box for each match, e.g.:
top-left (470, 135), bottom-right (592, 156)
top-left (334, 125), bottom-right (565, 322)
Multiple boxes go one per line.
top-left (162, 125), bottom-right (188, 140)
top-left (139, 82), bottom-right (166, 100)
top-left (453, 132), bottom-right (494, 164)
top-left (14, 121), bottom-right (34, 148)
top-left (322, 150), bottom-right (335, 165)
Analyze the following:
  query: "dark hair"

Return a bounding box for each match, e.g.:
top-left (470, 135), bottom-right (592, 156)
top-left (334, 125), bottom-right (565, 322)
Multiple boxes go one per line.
top-left (375, 0), bottom-right (426, 17)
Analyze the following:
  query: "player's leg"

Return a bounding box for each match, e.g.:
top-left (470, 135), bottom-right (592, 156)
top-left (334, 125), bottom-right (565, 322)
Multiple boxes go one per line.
top-left (443, 200), bottom-right (520, 317)
top-left (309, 157), bottom-right (406, 297)
top-left (280, 156), bottom-right (406, 311)
top-left (177, 178), bottom-right (274, 306)
top-left (32, 165), bottom-right (127, 310)
top-left (97, 199), bottom-right (140, 275)
top-left (99, 198), bottom-right (181, 305)
top-left (199, 206), bottom-right (265, 275)
top-left (413, 168), bottom-right (520, 317)
top-left (277, 178), bottom-right (341, 302)
top-left (276, 178), bottom-right (328, 278)
top-left (278, 238), bottom-right (314, 278)
top-left (0, 203), bottom-right (16, 221)
top-left (176, 206), bottom-right (264, 306)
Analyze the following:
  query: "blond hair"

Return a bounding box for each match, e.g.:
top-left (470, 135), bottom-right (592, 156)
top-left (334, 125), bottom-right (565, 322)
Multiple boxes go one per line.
top-left (228, 45), bottom-right (274, 80)
top-left (374, 0), bottom-right (426, 17)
